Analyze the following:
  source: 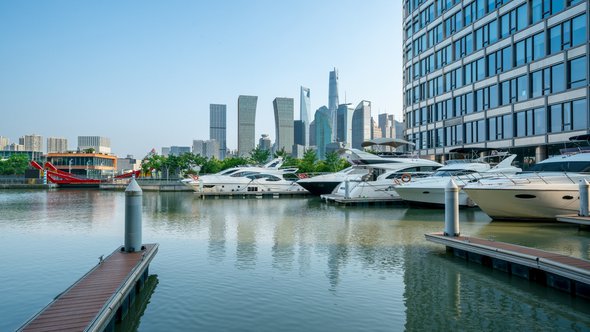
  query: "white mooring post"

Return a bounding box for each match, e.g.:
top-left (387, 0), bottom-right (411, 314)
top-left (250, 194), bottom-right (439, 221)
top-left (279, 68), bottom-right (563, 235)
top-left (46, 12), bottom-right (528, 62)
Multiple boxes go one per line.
top-left (345, 180), bottom-right (350, 199)
top-left (579, 179), bottom-right (589, 217)
top-left (124, 176), bottom-right (143, 252)
top-left (444, 179), bottom-right (460, 237)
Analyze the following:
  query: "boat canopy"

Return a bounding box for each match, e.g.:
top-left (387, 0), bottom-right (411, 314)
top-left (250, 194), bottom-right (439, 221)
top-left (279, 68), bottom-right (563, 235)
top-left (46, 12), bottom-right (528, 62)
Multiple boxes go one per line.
top-left (361, 138), bottom-right (415, 148)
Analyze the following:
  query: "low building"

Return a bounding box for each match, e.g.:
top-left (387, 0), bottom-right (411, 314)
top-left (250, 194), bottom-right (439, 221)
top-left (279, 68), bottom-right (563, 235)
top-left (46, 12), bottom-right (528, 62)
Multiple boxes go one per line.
top-left (117, 155), bottom-right (141, 174)
top-left (46, 152), bottom-right (117, 178)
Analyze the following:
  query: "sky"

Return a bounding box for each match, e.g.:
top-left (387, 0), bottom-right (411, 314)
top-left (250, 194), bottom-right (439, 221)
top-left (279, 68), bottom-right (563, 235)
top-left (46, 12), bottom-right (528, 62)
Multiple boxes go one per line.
top-left (0, 1), bottom-right (403, 158)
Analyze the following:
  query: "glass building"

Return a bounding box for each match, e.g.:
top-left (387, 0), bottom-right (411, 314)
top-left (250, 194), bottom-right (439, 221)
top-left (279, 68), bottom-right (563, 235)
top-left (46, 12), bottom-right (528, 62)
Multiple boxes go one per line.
top-left (337, 103), bottom-right (355, 147)
top-left (403, 0), bottom-right (588, 166)
top-left (300, 86), bottom-right (311, 146)
top-left (237, 95), bottom-right (258, 157)
top-left (329, 68), bottom-right (340, 142)
top-left (209, 104), bottom-right (227, 160)
top-left (352, 101), bottom-right (372, 149)
top-left (273, 98), bottom-right (295, 154)
top-left (314, 106), bottom-right (332, 159)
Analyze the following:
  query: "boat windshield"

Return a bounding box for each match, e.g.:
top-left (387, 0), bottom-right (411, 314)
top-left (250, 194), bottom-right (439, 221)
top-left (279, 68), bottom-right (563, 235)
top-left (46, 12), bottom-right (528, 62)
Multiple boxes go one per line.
top-left (527, 161), bottom-right (590, 173)
top-left (231, 171), bottom-right (258, 177)
top-left (432, 170), bottom-right (478, 177)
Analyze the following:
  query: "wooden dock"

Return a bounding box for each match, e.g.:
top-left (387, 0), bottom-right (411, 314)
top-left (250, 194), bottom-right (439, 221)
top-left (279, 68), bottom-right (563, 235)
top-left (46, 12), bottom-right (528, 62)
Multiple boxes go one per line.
top-left (19, 243), bottom-right (159, 332)
top-left (194, 190), bottom-right (309, 199)
top-left (321, 194), bottom-right (404, 206)
top-left (425, 233), bottom-right (590, 299)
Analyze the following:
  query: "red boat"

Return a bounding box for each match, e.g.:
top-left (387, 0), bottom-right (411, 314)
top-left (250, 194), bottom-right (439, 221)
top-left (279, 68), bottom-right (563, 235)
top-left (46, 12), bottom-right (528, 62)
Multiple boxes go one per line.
top-left (30, 161), bottom-right (140, 188)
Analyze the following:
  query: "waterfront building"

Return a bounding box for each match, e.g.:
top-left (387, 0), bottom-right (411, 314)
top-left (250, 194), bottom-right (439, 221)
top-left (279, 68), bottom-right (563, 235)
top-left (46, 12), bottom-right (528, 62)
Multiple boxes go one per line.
top-left (337, 103), bottom-right (354, 148)
top-left (169, 146), bottom-right (191, 156)
top-left (0, 136), bottom-right (9, 150)
top-left (46, 152), bottom-right (117, 178)
top-left (193, 139), bottom-right (219, 159)
top-left (294, 120), bottom-right (305, 146)
top-left (210, 104), bottom-right (227, 159)
top-left (273, 97), bottom-right (294, 154)
top-left (258, 134), bottom-right (272, 151)
top-left (314, 106), bottom-right (332, 159)
top-left (237, 95), bottom-right (258, 157)
top-left (309, 120), bottom-right (316, 146)
top-left (328, 68), bottom-right (339, 142)
top-left (378, 113), bottom-right (395, 139)
top-left (0, 150), bottom-right (43, 161)
top-left (300, 86), bottom-right (311, 146)
top-left (352, 101), bottom-right (372, 149)
top-left (24, 134), bottom-right (43, 152)
top-left (117, 155), bottom-right (141, 174)
top-left (78, 136), bottom-right (111, 154)
top-left (47, 137), bottom-right (68, 153)
top-left (403, 0), bottom-right (589, 164)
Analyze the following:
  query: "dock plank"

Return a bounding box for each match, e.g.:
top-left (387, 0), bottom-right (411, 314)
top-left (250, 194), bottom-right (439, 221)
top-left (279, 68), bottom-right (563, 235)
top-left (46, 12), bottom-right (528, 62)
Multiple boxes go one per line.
top-left (20, 244), bottom-right (157, 332)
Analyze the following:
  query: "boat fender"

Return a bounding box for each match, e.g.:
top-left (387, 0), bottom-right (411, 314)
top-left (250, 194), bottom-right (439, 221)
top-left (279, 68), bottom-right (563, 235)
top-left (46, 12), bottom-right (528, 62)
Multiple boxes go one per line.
top-left (401, 173), bottom-right (412, 183)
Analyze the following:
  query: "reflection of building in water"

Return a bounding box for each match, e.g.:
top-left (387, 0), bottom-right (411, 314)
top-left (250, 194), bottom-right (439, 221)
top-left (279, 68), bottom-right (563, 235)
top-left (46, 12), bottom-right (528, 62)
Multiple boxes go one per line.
top-left (272, 217), bottom-right (296, 272)
top-left (208, 214), bottom-right (227, 264)
top-left (235, 201), bottom-right (260, 270)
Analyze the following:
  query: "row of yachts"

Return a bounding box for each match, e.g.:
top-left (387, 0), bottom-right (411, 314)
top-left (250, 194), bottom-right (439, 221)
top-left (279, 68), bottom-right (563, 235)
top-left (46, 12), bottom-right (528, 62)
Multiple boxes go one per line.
top-left (182, 140), bottom-right (590, 222)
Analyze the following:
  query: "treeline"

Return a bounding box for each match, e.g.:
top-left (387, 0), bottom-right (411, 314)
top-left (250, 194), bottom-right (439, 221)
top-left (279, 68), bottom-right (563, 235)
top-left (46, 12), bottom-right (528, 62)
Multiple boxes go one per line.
top-left (0, 154), bottom-right (30, 175)
top-left (141, 147), bottom-right (350, 177)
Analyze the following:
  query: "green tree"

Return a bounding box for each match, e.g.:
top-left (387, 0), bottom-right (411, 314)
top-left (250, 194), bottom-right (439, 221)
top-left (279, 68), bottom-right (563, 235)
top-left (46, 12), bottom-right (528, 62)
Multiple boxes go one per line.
top-left (201, 157), bottom-right (223, 174)
top-left (298, 149), bottom-right (317, 173)
top-left (249, 147), bottom-right (271, 165)
top-left (0, 154), bottom-right (30, 175)
top-left (274, 147), bottom-right (288, 159)
top-left (222, 156), bottom-right (250, 170)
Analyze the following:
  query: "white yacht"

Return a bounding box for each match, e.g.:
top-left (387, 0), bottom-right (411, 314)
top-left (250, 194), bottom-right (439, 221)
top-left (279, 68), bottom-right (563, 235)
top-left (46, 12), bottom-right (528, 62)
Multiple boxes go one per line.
top-left (463, 151), bottom-right (590, 220)
top-left (297, 149), bottom-right (441, 196)
top-left (395, 152), bottom-right (521, 207)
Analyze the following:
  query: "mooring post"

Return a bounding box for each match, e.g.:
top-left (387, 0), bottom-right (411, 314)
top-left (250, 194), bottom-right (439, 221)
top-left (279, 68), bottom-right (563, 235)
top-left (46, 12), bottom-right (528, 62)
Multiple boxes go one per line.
top-left (580, 179), bottom-right (589, 217)
top-left (444, 179), bottom-right (460, 237)
top-left (345, 180), bottom-right (350, 199)
top-left (125, 177), bottom-right (143, 252)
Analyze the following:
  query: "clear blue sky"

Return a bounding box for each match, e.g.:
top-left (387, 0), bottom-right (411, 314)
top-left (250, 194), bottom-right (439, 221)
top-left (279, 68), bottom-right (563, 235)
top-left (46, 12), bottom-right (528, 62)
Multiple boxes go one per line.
top-left (0, 1), bottom-right (403, 158)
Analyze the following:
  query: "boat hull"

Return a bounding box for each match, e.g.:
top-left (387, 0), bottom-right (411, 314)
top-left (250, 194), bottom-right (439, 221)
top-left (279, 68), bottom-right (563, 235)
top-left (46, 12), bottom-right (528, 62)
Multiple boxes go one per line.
top-left (395, 186), bottom-right (474, 207)
top-left (297, 181), bottom-right (342, 196)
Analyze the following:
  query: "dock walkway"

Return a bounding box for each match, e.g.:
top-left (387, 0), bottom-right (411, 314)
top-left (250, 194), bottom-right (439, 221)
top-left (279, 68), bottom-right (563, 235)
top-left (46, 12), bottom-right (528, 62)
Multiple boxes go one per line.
top-left (557, 214), bottom-right (590, 227)
top-left (321, 194), bottom-right (404, 205)
top-left (19, 243), bottom-right (158, 332)
top-left (426, 233), bottom-right (590, 298)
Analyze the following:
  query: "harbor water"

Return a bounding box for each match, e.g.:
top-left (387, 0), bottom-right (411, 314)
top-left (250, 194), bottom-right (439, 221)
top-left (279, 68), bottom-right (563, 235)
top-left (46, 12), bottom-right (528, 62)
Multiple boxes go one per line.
top-left (1, 190), bottom-right (590, 331)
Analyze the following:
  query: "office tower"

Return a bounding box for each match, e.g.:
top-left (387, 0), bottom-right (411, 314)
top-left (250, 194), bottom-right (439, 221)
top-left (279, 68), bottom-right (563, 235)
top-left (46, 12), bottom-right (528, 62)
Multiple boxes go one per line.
top-left (24, 134), bottom-right (43, 152)
top-left (337, 103), bottom-right (355, 148)
top-left (378, 113), bottom-right (394, 139)
top-left (328, 68), bottom-right (339, 142)
top-left (169, 146), bottom-right (191, 156)
top-left (351, 101), bottom-right (371, 149)
top-left (78, 136), bottom-right (111, 154)
top-left (0, 136), bottom-right (9, 150)
top-left (273, 98), bottom-right (294, 154)
top-left (314, 106), bottom-right (331, 159)
top-left (300, 86), bottom-right (311, 146)
top-left (47, 137), bottom-right (68, 153)
top-left (193, 139), bottom-right (219, 159)
top-left (371, 117), bottom-right (382, 140)
top-left (161, 147), bottom-right (170, 157)
top-left (294, 120), bottom-right (305, 146)
top-left (237, 95), bottom-right (258, 157)
top-left (403, 0), bottom-right (589, 163)
top-left (258, 134), bottom-right (271, 151)
top-left (210, 104), bottom-right (227, 160)
top-left (309, 120), bottom-right (316, 146)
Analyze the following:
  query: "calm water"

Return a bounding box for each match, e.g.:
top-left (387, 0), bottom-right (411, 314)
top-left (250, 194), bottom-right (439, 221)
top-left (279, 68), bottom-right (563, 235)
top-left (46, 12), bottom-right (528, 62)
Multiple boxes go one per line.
top-left (1, 190), bottom-right (590, 331)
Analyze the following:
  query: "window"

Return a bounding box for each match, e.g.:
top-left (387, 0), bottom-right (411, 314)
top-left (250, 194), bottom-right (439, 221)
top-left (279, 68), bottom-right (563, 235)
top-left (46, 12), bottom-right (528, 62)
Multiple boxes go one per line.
top-left (515, 108), bottom-right (546, 137)
top-left (532, 32), bottom-right (546, 60)
top-left (569, 56), bottom-right (587, 89)
top-left (500, 75), bottom-right (527, 105)
top-left (550, 99), bottom-right (588, 132)
top-left (475, 20), bottom-right (498, 50)
top-left (500, 5), bottom-right (527, 39)
top-left (549, 14), bottom-right (587, 54)
top-left (551, 63), bottom-right (565, 93)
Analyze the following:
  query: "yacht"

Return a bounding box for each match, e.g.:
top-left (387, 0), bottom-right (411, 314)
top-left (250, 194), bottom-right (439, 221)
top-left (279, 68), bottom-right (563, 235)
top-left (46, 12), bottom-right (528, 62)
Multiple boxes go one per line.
top-left (395, 152), bottom-right (521, 207)
top-left (297, 149), bottom-right (441, 195)
top-left (463, 151), bottom-right (590, 220)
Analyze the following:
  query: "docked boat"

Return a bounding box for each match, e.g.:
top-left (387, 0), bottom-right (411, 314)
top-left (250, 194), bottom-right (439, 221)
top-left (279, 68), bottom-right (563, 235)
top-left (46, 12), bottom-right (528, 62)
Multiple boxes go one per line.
top-left (297, 149), bottom-right (442, 195)
top-left (395, 151), bottom-right (521, 207)
top-left (463, 151), bottom-right (590, 220)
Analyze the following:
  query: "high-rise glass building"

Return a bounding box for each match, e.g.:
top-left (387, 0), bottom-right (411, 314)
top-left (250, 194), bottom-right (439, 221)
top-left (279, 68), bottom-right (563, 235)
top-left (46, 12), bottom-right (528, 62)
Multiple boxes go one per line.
top-left (403, 0), bottom-right (589, 165)
top-left (352, 101), bottom-right (372, 149)
top-left (300, 86), bottom-right (311, 146)
top-left (337, 103), bottom-right (355, 147)
top-left (328, 68), bottom-right (340, 142)
top-left (273, 98), bottom-right (295, 154)
top-left (237, 95), bottom-right (258, 157)
top-left (314, 106), bottom-right (332, 159)
top-left (210, 104), bottom-right (227, 159)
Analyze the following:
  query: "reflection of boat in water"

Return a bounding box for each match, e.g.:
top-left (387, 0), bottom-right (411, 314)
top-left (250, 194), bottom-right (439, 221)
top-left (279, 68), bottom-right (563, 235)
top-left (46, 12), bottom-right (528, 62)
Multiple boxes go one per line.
top-left (395, 150), bottom-right (521, 207)
top-left (30, 161), bottom-right (140, 188)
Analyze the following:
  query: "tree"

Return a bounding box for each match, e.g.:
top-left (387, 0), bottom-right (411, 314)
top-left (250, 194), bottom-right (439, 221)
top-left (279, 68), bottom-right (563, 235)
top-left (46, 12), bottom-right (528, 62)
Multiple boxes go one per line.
top-left (298, 149), bottom-right (317, 173)
top-left (250, 147), bottom-right (270, 165)
top-left (323, 151), bottom-right (342, 173)
top-left (0, 154), bottom-right (30, 175)
top-left (274, 147), bottom-right (288, 159)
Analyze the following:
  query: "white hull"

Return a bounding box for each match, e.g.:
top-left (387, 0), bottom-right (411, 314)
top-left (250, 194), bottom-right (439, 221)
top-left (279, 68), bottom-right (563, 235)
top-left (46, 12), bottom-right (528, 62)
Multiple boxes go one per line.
top-left (332, 180), bottom-right (401, 199)
top-left (395, 185), bottom-right (474, 207)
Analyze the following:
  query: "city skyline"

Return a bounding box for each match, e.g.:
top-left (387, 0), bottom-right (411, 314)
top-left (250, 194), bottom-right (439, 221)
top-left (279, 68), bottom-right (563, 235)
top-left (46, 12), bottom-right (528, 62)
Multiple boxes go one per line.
top-left (0, 1), bottom-right (402, 158)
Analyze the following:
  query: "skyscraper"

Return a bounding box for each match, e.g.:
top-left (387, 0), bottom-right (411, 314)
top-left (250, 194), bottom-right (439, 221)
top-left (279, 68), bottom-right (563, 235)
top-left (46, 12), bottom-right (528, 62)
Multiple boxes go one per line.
top-left (78, 136), bottom-right (110, 154)
top-left (47, 137), bottom-right (68, 153)
top-left (0, 136), bottom-right (9, 150)
top-left (294, 120), bottom-right (305, 146)
top-left (209, 104), bottom-right (227, 159)
top-left (299, 86), bottom-right (311, 146)
top-left (193, 139), bottom-right (219, 159)
top-left (314, 106), bottom-right (331, 159)
top-left (24, 134), bottom-right (43, 152)
top-left (258, 134), bottom-right (271, 151)
top-left (273, 97), bottom-right (294, 154)
top-left (337, 103), bottom-right (354, 148)
top-left (328, 68), bottom-right (339, 142)
top-left (378, 113), bottom-right (394, 139)
top-left (403, 0), bottom-right (589, 164)
top-left (237, 95), bottom-right (258, 157)
top-left (351, 101), bottom-right (371, 149)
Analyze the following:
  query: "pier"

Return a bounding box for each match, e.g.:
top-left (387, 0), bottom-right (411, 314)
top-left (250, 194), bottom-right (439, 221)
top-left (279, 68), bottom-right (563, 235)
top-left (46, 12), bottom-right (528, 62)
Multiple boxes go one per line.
top-left (321, 194), bottom-right (404, 206)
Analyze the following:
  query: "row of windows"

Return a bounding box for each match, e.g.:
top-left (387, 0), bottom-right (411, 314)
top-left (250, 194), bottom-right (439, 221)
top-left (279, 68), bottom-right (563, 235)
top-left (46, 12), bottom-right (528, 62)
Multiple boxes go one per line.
top-left (407, 56), bottom-right (586, 126)
top-left (405, 0), bottom-right (584, 67)
top-left (405, 13), bottom-right (586, 85)
top-left (408, 98), bottom-right (587, 149)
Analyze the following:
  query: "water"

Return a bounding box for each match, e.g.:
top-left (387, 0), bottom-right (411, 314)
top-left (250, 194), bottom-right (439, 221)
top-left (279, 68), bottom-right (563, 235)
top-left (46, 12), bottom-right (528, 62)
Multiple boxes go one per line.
top-left (1, 190), bottom-right (589, 331)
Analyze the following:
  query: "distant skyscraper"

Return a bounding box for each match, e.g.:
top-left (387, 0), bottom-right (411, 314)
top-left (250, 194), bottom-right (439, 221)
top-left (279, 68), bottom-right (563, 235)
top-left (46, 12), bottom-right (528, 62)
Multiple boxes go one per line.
top-left (0, 136), bottom-right (9, 150)
top-left (299, 86), bottom-right (311, 146)
top-left (47, 137), bottom-right (68, 153)
top-left (352, 101), bottom-right (371, 149)
top-left (371, 117), bottom-right (382, 140)
top-left (209, 104), bottom-right (227, 159)
top-left (273, 98), bottom-right (294, 154)
top-left (294, 120), bottom-right (305, 146)
top-left (237, 95), bottom-right (258, 157)
top-left (337, 103), bottom-right (354, 148)
top-left (78, 136), bottom-right (111, 154)
top-left (161, 147), bottom-right (170, 156)
top-left (309, 120), bottom-right (316, 147)
top-left (328, 68), bottom-right (339, 142)
top-left (193, 139), bottom-right (219, 159)
top-left (314, 106), bottom-right (331, 159)
top-left (170, 146), bottom-right (191, 156)
top-left (24, 134), bottom-right (43, 152)
top-left (378, 113), bottom-right (394, 139)
top-left (258, 134), bottom-right (271, 151)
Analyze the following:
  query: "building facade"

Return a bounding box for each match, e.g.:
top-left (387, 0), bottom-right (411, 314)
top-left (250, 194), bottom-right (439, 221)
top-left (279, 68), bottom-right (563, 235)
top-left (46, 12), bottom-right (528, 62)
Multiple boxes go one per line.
top-left (47, 137), bottom-right (68, 153)
top-left (258, 134), bottom-right (272, 151)
top-left (273, 97), bottom-right (295, 154)
top-left (210, 104), bottom-right (227, 159)
top-left (314, 106), bottom-right (332, 159)
top-left (403, 0), bottom-right (589, 165)
top-left (300, 86), bottom-right (311, 146)
top-left (328, 68), bottom-right (340, 142)
top-left (24, 134), bottom-right (43, 152)
top-left (352, 101), bottom-right (372, 149)
top-left (237, 95), bottom-right (258, 157)
top-left (337, 103), bottom-right (355, 147)
top-left (0, 136), bottom-right (9, 150)
top-left (78, 136), bottom-right (111, 154)
top-left (193, 139), bottom-right (219, 159)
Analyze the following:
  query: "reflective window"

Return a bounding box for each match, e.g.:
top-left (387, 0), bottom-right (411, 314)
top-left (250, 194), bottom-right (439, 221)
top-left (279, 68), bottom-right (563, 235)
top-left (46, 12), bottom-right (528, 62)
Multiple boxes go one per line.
top-left (569, 56), bottom-right (587, 89)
